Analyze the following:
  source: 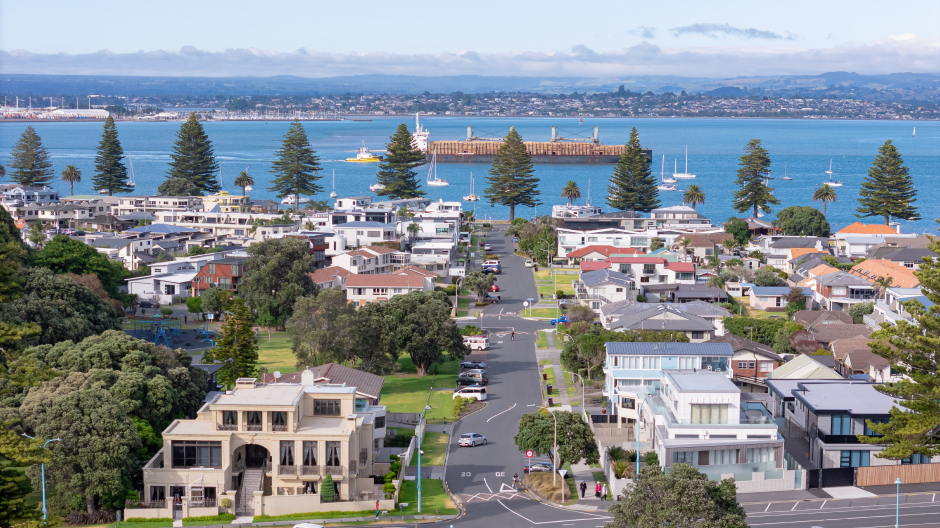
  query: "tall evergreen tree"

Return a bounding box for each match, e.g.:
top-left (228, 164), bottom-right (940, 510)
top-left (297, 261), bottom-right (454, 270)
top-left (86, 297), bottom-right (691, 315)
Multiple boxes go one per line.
top-left (7, 126), bottom-right (54, 187)
top-left (856, 140), bottom-right (919, 225)
top-left (375, 123), bottom-right (426, 199)
top-left (269, 121), bottom-right (322, 206)
top-left (483, 127), bottom-right (541, 221)
top-left (165, 113), bottom-right (219, 195)
top-left (91, 116), bottom-right (131, 196)
top-left (732, 139), bottom-right (779, 217)
top-left (606, 127), bottom-right (659, 213)
top-left (202, 298), bottom-right (259, 388)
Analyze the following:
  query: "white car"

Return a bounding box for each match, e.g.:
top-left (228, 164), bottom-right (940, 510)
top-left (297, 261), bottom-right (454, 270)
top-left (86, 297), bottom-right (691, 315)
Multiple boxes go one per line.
top-left (293, 524), bottom-right (325, 528)
top-left (458, 433), bottom-right (487, 447)
top-left (524, 259), bottom-right (534, 268)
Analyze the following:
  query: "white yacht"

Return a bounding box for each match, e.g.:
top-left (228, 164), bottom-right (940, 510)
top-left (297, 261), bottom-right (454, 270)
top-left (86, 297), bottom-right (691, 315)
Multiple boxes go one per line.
top-left (330, 169), bottom-right (338, 198)
top-left (426, 150), bottom-right (448, 187)
top-left (658, 158), bottom-right (677, 191)
top-left (463, 172), bottom-right (479, 201)
top-left (412, 113), bottom-right (430, 153)
top-left (825, 159), bottom-right (843, 187)
top-left (781, 163), bottom-right (792, 181)
top-left (663, 155), bottom-right (677, 184)
top-left (281, 195), bottom-right (310, 205)
top-left (127, 155), bottom-right (136, 188)
top-left (673, 146), bottom-right (696, 179)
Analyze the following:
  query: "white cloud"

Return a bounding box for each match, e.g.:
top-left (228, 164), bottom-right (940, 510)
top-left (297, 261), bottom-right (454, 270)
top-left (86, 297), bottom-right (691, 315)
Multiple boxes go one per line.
top-left (670, 23), bottom-right (797, 41)
top-left (2, 35), bottom-right (939, 78)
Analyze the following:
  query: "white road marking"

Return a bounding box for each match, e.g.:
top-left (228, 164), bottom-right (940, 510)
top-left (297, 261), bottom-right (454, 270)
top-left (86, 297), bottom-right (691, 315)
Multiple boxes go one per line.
top-left (820, 500), bottom-right (826, 509)
top-left (764, 503), bottom-right (771, 512)
top-left (527, 404), bottom-right (537, 406)
top-left (487, 403), bottom-right (517, 422)
top-left (499, 483), bottom-right (516, 492)
top-left (790, 502), bottom-right (798, 510)
top-left (484, 477), bottom-right (493, 493)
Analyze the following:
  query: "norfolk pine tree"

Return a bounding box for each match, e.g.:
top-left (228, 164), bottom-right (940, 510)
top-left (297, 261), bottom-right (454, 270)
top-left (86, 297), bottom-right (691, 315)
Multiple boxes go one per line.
top-left (269, 121), bottom-right (322, 206)
top-left (92, 116), bottom-right (132, 196)
top-left (8, 126), bottom-right (54, 187)
top-left (483, 127), bottom-right (541, 221)
top-left (165, 113), bottom-right (220, 195)
top-left (375, 123), bottom-right (427, 199)
top-left (732, 139), bottom-right (779, 217)
top-left (203, 298), bottom-right (258, 388)
top-left (606, 127), bottom-right (659, 213)
top-left (856, 140), bottom-right (919, 225)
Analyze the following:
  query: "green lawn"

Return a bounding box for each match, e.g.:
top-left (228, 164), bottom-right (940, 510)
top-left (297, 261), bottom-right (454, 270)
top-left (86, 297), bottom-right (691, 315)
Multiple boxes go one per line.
top-left (425, 391), bottom-right (459, 424)
top-left (535, 331), bottom-right (549, 349)
top-left (536, 283), bottom-right (565, 296)
top-left (381, 357), bottom-right (459, 417)
top-left (566, 386), bottom-right (578, 396)
top-left (411, 431), bottom-right (448, 466)
top-left (256, 332), bottom-right (297, 373)
top-left (252, 510), bottom-right (375, 522)
top-left (397, 479), bottom-right (458, 516)
top-left (112, 522), bottom-right (173, 528)
top-left (526, 308), bottom-right (563, 319)
top-left (538, 360), bottom-right (553, 366)
top-left (561, 463), bottom-right (579, 506)
top-left (592, 471), bottom-right (608, 485)
top-left (563, 371), bottom-right (574, 386)
top-left (543, 367), bottom-right (556, 386)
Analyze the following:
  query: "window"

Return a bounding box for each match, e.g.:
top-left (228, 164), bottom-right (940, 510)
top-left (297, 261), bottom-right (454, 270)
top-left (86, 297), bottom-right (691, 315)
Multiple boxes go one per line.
top-left (832, 415), bottom-right (852, 435)
top-left (901, 454), bottom-right (930, 465)
top-left (708, 449), bottom-right (736, 465)
top-left (615, 287), bottom-right (624, 293)
top-left (355, 399), bottom-right (368, 412)
top-left (373, 288), bottom-right (388, 296)
top-left (588, 237), bottom-right (599, 243)
top-left (164, 284), bottom-right (176, 295)
top-left (302, 441), bottom-right (317, 466)
top-left (367, 230), bottom-right (381, 238)
top-left (208, 264), bottom-right (215, 275)
top-left (621, 397), bottom-right (635, 409)
top-left (280, 441), bottom-right (295, 466)
top-left (150, 486), bottom-right (166, 503)
top-left (314, 399), bottom-right (341, 416)
top-left (302, 481), bottom-right (318, 494)
top-left (375, 416), bottom-right (385, 429)
top-left (591, 301), bottom-right (601, 309)
top-left (759, 361), bottom-right (773, 372)
top-left (677, 357), bottom-right (698, 369)
top-left (325, 441), bottom-right (341, 466)
top-left (272, 412), bottom-right (287, 429)
top-left (622, 356), bottom-right (661, 370)
top-left (612, 356), bottom-right (619, 367)
top-left (748, 361), bottom-right (756, 369)
top-left (840, 450), bottom-right (870, 467)
top-left (223, 411), bottom-right (237, 426)
top-left (690, 404), bottom-right (728, 424)
top-left (643, 264), bottom-right (656, 274)
top-left (746, 448), bottom-right (775, 463)
top-left (673, 451), bottom-right (695, 464)
top-left (640, 276), bottom-right (650, 283)
top-left (737, 361), bottom-right (748, 369)
top-left (171, 441), bottom-right (222, 468)
top-left (247, 411), bottom-right (262, 427)
top-left (691, 331), bottom-right (705, 340)
top-left (759, 296), bottom-right (769, 302)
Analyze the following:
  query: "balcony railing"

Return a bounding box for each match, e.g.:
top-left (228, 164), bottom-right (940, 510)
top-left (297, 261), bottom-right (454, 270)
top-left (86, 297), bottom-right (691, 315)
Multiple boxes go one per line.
top-left (278, 465), bottom-right (296, 476)
top-left (190, 498), bottom-right (216, 508)
top-left (816, 431), bottom-right (862, 444)
top-left (272, 425), bottom-right (288, 432)
top-left (216, 423), bottom-right (238, 431)
top-left (324, 465), bottom-right (344, 476)
top-left (302, 465), bottom-right (319, 475)
top-left (125, 500), bottom-right (166, 509)
top-left (246, 424), bottom-right (262, 431)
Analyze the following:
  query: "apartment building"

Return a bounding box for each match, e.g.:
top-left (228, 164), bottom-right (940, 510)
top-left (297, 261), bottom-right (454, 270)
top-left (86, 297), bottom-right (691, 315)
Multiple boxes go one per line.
top-left (155, 210), bottom-right (297, 239)
top-left (192, 257), bottom-right (248, 293)
top-left (331, 246), bottom-right (408, 275)
top-left (203, 191), bottom-right (252, 213)
top-left (344, 274), bottom-right (433, 307)
top-left (0, 184), bottom-right (60, 205)
top-left (573, 269), bottom-right (636, 312)
top-left (709, 334), bottom-right (782, 392)
top-left (139, 372), bottom-right (390, 518)
top-left (332, 222), bottom-right (398, 247)
top-left (115, 196), bottom-right (203, 216)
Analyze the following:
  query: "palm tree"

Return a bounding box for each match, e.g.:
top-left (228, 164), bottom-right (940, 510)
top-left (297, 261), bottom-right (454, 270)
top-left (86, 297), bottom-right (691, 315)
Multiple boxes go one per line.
top-left (706, 275), bottom-right (727, 304)
top-left (673, 237), bottom-right (691, 262)
top-left (682, 185), bottom-right (705, 210)
top-left (61, 165), bottom-right (82, 196)
top-left (721, 238), bottom-right (738, 256)
top-left (234, 171), bottom-right (255, 196)
top-left (407, 223), bottom-right (421, 240)
top-left (873, 275), bottom-right (894, 300)
top-left (812, 184), bottom-right (837, 218)
top-left (560, 181), bottom-right (581, 206)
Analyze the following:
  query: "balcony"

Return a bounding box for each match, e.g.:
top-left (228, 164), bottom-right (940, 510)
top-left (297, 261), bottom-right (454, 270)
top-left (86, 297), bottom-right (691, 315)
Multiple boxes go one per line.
top-left (301, 465), bottom-right (319, 476)
top-left (324, 465), bottom-right (344, 476)
top-left (646, 395), bottom-right (776, 428)
top-left (216, 423), bottom-right (238, 431)
top-left (125, 500), bottom-right (166, 509)
top-left (278, 465), bottom-right (297, 476)
top-left (246, 424), bottom-right (262, 431)
top-left (272, 425), bottom-right (288, 432)
top-left (816, 431), bottom-right (862, 444)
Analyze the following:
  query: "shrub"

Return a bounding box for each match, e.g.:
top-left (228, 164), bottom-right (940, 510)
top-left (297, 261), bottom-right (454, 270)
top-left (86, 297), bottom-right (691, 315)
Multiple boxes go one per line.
top-left (608, 446), bottom-right (626, 461)
top-left (482, 223), bottom-right (491, 228)
top-left (382, 481), bottom-right (396, 499)
top-left (849, 302), bottom-right (874, 324)
top-left (613, 460), bottom-right (633, 479)
top-left (719, 302), bottom-right (735, 311)
top-left (626, 449), bottom-right (638, 462)
top-left (567, 305), bottom-right (595, 324)
top-left (812, 349), bottom-right (832, 356)
top-left (644, 451), bottom-right (659, 466)
top-left (160, 306), bottom-right (173, 317)
top-left (126, 518), bottom-right (174, 523)
top-left (636, 295), bottom-right (648, 302)
top-left (525, 472), bottom-right (569, 504)
top-left (219, 497), bottom-right (233, 510)
top-left (461, 325), bottom-right (483, 336)
top-left (183, 513), bottom-right (236, 523)
top-left (321, 474), bottom-right (335, 502)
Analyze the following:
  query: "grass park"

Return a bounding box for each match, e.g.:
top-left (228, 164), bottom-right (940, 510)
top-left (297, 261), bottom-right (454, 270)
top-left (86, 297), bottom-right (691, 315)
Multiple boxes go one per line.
top-left (410, 431), bottom-right (448, 466)
top-left (397, 479), bottom-right (458, 515)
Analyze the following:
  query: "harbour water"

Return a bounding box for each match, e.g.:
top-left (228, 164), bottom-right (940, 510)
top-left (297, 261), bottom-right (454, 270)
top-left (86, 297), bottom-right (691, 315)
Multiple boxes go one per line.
top-left (1, 117), bottom-right (937, 233)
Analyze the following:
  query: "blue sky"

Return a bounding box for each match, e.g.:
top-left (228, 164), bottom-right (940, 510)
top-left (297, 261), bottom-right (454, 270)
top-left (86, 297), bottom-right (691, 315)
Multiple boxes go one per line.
top-left (1, 0), bottom-right (939, 77)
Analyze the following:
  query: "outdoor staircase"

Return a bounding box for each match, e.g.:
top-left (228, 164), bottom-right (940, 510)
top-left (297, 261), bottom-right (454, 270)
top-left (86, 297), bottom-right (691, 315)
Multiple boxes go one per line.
top-left (236, 468), bottom-right (263, 515)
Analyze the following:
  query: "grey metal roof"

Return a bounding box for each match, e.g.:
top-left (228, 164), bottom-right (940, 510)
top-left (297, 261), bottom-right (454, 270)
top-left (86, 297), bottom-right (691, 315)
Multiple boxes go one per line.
top-left (666, 370), bottom-right (738, 392)
top-left (770, 237), bottom-right (829, 249)
top-left (126, 223), bottom-right (201, 234)
top-left (814, 271), bottom-right (872, 287)
top-left (793, 382), bottom-right (898, 415)
top-left (750, 286), bottom-right (812, 296)
top-left (87, 237), bottom-right (133, 249)
top-left (707, 334), bottom-right (782, 361)
top-left (581, 269), bottom-right (633, 287)
top-left (673, 284), bottom-right (728, 300)
top-left (334, 221), bottom-right (395, 228)
top-left (606, 342), bottom-right (734, 356)
top-left (609, 306), bottom-right (715, 333)
top-left (666, 300), bottom-right (732, 318)
top-left (882, 248), bottom-right (936, 262)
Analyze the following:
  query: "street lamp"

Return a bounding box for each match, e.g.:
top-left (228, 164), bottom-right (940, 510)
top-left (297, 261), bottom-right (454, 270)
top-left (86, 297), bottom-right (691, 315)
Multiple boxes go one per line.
top-left (895, 477), bottom-right (901, 528)
top-left (537, 406), bottom-right (561, 498)
top-left (451, 277), bottom-right (463, 317)
top-left (21, 434), bottom-right (61, 524)
top-left (564, 370), bottom-right (586, 409)
top-left (636, 394), bottom-right (649, 475)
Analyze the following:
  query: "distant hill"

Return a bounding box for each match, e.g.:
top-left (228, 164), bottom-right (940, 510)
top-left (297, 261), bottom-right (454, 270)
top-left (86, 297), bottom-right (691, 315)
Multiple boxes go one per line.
top-left (2, 71), bottom-right (938, 97)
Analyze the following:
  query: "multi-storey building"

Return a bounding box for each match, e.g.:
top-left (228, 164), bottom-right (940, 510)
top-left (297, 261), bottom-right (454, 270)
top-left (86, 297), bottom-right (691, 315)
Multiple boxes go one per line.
top-left (203, 191), bottom-right (252, 213)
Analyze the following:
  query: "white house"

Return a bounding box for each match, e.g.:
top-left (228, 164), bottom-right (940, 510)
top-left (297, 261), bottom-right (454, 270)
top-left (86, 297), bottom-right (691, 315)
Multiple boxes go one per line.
top-left (344, 274), bottom-right (434, 307)
top-left (332, 222), bottom-right (399, 247)
top-left (573, 269), bottom-right (636, 312)
top-left (330, 246), bottom-right (408, 275)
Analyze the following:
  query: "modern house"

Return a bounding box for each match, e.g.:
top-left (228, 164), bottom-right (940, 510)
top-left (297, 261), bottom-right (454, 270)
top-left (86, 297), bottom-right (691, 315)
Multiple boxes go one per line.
top-left (709, 334), bottom-right (783, 392)
top-left (564, 245), bottom-right (641, 264)
top-left (344, 274), bottom-right (434, 307)
top-left (748, 237), bottom-right (830, 268)
top-left (332, 222), bottom-right (399, 248)
top-left (764, 354), bottom-right (842, 381)
top-left (203, 191), bottom-right (252, 213)
top-left (331, 246), bottom-right (407, 275)
top-left (573, 269), bottom-right (636, 312)
top-left (833, 222), bottom-right (915, 259)
top-left (747, 286), bottom-right (814, 311)
top-left (600, 300), bottom-right (729, 337)
top-left (805, 271), bottom-right (876, 312)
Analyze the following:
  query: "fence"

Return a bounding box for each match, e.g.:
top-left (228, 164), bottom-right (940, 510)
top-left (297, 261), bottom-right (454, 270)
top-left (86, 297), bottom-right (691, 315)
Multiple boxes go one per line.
top-left (387, 412), bottom-right (421, 424)
top-left (857, 463), bottom-right (940, 487)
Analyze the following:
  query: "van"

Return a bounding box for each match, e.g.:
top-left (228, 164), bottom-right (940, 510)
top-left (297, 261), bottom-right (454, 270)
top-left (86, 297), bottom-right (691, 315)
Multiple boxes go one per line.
top-left (482, 260), bottom-right (501, 267)
top-left (463, 335), bottom-right (489, 350)
top-left (458, 372), bottom-right (488, 385)
top-left (453, 386), bottom-right (487, 401)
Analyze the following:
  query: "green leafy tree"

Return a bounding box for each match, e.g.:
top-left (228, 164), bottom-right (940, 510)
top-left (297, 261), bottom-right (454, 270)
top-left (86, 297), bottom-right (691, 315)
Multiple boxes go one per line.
top-left (724, 217), bottom-right (751, 246)
top-left (268, 121), bottom-right (322, 206)
top-left (348, 302), bottom-right (404, 374)
top-left (849, 301), bottom-right (875, 324)
top-left (91, 116), bottom-right (132, 196)
top-left (753, 268), bottom-right (783, 287)
top-left (27, 223), bottom-right (45, 250)
top-left (287, 289), bottom-right (356, 369)
top-left (8, 126), bottom-right (54, 187)
top-left (31, 235), bottom-right (130, 298)
top-left (165, 113), bottom-right (220, 195)
top-left (61, 165), bottom-right (82, 196)
top-left (608, 463), bottom-right (747, 528)
top-left (862, 233), bottom-right (940, 459)
top-left (155, 250), bottom-right (174, 263)
top-left (775, 206), bottom-right (831, 237)
top-left (607, 127), bottom-right (659, 213)
top-left (514, 410), bottom-right (599, 472)
top-left (462, 271), bottom-right (496, 303)
top-left (856, 140), bottom-right (919, 225)
top-left (812, 183), bottom-right (837, 217)
top-left (732, 139), bottom-right (779, 217)
top-left (240, 238), bottom-right (318, 328)
top-left (682, 184), bottom-right (705, 210)
top-left (724, 317), bottom-right (787, 347)
top-left (199, 287), bottom-right (232, 319)
top-left (560, 181), bottom-right (581, 206)
top-left (185, 296), bottom-right (202, 314)
top-left (483, 127), bottom-right (541, 221)
top-left (375, 123), bottom-right (426, 199)
top-left (384, 290), bottom-right (466, 376)
top-left (157, 177), bottom-right (200, 196)
top-left (785, 287), bottom-right (807, 319)
top-left (0, 418), bottom-right (47, 528)
top-left (202, 298), bottom-right (258, 388)
top-left (233, 171), bottom-right (254, 196)
top-left (649, 237), bottom-right (664, 251)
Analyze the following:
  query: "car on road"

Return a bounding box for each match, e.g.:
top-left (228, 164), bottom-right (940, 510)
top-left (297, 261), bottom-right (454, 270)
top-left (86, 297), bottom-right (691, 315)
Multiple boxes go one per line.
top-left (460, 361), bottom-right (486, 369)
top-left (462, 336), bottom-right (489, 351)
top-left (485, 294), bottom-right (500, 303)
top-left (453, 386), bottom-right (487, 401)
top-left (138, 300), bottom-right (154, 308)
top-left (458, 433), bottom-right (487, 447)
top-left (481, 267), bottom-right (500, 275)
top-left (550, 316), bottom-right (569, 325)
top-left (523, 462), bottom-right (568, 477)
top-left (483, 244), bottom-right (492, 251)
top-left (490, 284), bottom-right (500, 292)
top-left (524, 259), bottom-right (534, 268)
top-left (461, 368), bottom-right (487, 375)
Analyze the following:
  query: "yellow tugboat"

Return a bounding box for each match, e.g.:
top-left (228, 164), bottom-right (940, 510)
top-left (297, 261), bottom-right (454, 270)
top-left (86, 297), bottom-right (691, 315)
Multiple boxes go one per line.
top-left (345, 141), bottom-right (382, 162)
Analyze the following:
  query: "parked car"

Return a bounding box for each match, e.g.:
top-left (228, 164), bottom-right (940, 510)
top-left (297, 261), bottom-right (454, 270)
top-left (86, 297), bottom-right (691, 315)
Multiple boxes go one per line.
top-left (462, 336), bottom-right (489, 351)
top-left (458, 433), bottom-right (487, 447)
top-left (293, 523), bottom-right (325, 528)
top-left (457, 375), bottom-right (488, 386)
top-left (453, 386), bottom-right (487, 401)
top-left (550, 316), bottom-right (569, 325)
top-left (479, 240), bottom-right (486, 247)
top-left (524, 259), bottom-right (534, 268)
top-left (485, 293), bottom-right (500, 303)
top-left (483, 244), bottom-right (492, 251)
top-left (512, 237), bottom-right (520, 243)
top-left (138, 300), bottom-right (154, 308)
top-left (523, 462), bottom-right (568, 477)
top-left (481, 267), bottom-right (500, 275)
top-left (482, 259), bottom-right (501, 267)
top-left (460, 361), bottom-right (486, 369)
top-left (461, 368), bottom-right (487, 375)
top-left (490, 284), bottom-right (500, 292)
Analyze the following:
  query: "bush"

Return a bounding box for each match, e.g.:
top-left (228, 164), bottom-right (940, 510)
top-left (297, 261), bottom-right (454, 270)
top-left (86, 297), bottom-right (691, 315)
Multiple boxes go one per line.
top-left (719, 302), bottom-right (735, 311)
top-left (849, 302), bottom-right (874, 324)
top-left (613, 460), bottom-right (634, 479)
top-left (626, 449), bottom-right (638, 462)
top-left (636, 295), bottom-right (648, 303)
top-left (812, 349), bottom-right (832, 356)
top-left (608, 446), bottom-right (627, 461)
top-left (482, 223), bottom-right (491, 228)
top-left (160, 306), bottom-right (174, 317)
top-left (185, 296), bottom-right (202, 314)
top-left (219, 497), bottom-right (233, 510)
top-left (644, 451), bottom-right (659, 466)
top-left (382, 481), bottom-right (396, 499)
top-left (183, 514), bottom-right (236, 523)
top-left (462, 325), bottom-right (483, 336)
top-left (525, 472), bottom-right (569, 504)
top-left (754, 268), bottom-right (783, 287)
top-left (385, 433), bottom-right (414, 448)
top-left (567, 305), bottom-right (595, 324)
top-left (126, 518), bottom-right (174, 523)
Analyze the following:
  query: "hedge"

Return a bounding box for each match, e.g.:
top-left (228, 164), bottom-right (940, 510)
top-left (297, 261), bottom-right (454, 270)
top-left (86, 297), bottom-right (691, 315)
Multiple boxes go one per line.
top-left (182, 513), bottom-right (236, 524)
top-left (125, 518), bottom-right (174, 523)
top-left (253, 510), bottom-right (375, 521)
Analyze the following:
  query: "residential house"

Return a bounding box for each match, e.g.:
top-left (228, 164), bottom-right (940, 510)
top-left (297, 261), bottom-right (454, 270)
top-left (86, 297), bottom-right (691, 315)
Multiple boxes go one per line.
top-left (283, 233), bottom-right (329, 269)
top-left (155, 210), bottom-right (297, 239)
top-left (603, 304), bottom-right (718, 342)
top-left (0, 184), bottom-right (60, 206)
top-left (749, 237), bottom-right (830, 268)
top-left (805, 271), bottom-right (875, 312)
top-left (564, 245), bottom-right (641, 265)
top-left (573, 269), bottom-right (636, 312)
top-left (682, 233), bottom-right (734, 261)
top-left (866, 248), bottom-right (936, 272)
top-left (764, 354), bottom-right (843, 381)
top-left (344, 274), bottom-right (434, 307)
top-left (203, 191), bottom-right (252, 213)
top-left (249, 199), bottom-right (280, 214)
top-left (137, 372), bottom-right (391, 519)
top-left (656, 283), bottom-right (728, 304)
top-left (864, 235), bottom-right (934, 259)
top-left (747, 286), bottom-right (813, 311)
top-left (308, 266), bottom-right (351, 290)
top-left (829, 336), bottom-right (895, 382)
top-left (849, 259), bottom-right (921, 289)
top-left (793, 310), bottom-right (854, 329)
top-left (866, 290), bottom-right (934, 328)
top-left (192, 257), bottom-right (248, 293)
top-left (331, 246), bottom-right (408, 275)
top-left (114, 195), bottom-right (203, 216)
top-left (332, 222), bottom-right (398, 248)
top-left (834, 222), bottom-right (917, 259)
top-left (709, 334), bottom-right (783, 392)
top-left (601, 300), bottom-right (730, 337)
top-left (803, 324), bottom-right (872, 348)
top-left (127, 270), bottom-right (198, 305)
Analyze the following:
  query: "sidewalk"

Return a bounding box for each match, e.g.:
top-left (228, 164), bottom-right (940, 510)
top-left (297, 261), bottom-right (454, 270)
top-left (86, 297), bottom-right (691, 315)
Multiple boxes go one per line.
top-left (567, 461), bottom-right (612, 511)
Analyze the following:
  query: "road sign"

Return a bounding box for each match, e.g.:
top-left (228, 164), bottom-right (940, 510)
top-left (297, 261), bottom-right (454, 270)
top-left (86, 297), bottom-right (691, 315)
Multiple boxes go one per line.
top-left (525, 450), bottom-right (534, 458)
top-left (523, 301), bottom-right (529, 307)
top-left (207, 313), bottom-right (214, 320)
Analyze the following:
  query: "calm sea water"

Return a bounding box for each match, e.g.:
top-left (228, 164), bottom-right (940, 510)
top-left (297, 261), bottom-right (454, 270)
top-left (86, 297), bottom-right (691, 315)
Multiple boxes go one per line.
top-left (1, 117), bottom-right (938, 233)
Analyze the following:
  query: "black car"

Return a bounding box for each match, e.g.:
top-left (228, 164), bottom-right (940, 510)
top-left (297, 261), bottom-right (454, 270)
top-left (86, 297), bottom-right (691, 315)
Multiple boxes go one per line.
top-left (456, 376), bottom-right (488, 386)
top-left (138, 300), bottom-right (153, 308)
top-left (460, 361), bottom-right (486, 369)
top-left (481, 267), bottom-right (501, 275)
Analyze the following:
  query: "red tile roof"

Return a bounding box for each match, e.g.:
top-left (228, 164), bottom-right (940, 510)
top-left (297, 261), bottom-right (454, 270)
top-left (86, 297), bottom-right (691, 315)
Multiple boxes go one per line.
top-left (580, 261), bottom-right (610, 272)
top-left (837, 222), bottom-right (899, 235)
top-left (567, 245), bottom-right (641, 258)
top-left (308, 265), bottom-right (350, 285)
top-left (607, 257), bottom-right (666, 264)
top-left (664, 262), bottom-right (695, 272)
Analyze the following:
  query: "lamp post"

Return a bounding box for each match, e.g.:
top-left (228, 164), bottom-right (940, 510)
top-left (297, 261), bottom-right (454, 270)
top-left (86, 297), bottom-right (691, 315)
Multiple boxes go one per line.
top-left (895, 477), bottom-right (901, 528)
top-left (536, 406), bottom-right (567, 502)
top-left (21, 434), bottom-right (61, 524)
top-left (452, 277), bottom-right (463, 317)
top-left (565, 370), bottom-right (586, 409)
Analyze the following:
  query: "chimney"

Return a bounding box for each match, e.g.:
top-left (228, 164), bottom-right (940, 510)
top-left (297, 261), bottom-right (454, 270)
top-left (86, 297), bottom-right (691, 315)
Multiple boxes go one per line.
top-left (301, 367), bottom-right (314, 386)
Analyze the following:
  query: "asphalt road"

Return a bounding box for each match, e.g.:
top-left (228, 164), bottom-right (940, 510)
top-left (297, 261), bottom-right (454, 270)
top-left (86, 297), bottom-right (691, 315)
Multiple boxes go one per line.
top-left (744, 495), bottom-right (940, 528)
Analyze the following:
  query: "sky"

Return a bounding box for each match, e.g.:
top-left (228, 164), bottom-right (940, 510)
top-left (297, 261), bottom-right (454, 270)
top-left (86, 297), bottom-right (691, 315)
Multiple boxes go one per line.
top-left (1, 0), bottom-right (939, 78)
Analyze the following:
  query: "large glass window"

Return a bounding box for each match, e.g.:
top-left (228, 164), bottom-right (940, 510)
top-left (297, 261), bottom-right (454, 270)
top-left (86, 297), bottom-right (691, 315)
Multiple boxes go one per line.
top-left (302, 481), bottom-right (318, 494)
top-left (673, 451), bottom-right (695, 464)
top-left (746, 448), bottom-right (775, 463)
top-left (864, 419), bottom-right (889, 436)
top-left (302, 441), bottom-right (318, 466)
top-left (709, 449), bottom-right (736, 465)
top-left (222, 411), bottom-right (237, 426)
top-left (315, 400), bottom-right (342, 416)
top-left (326, 441), bottom-right (341, 466)
top-left (280, 441), bottom-right (294, 466)
top-left (375, 416), bottom-right (386, 429)
top-left (171, 441), bottom-right (222, 468)
top-left (355, 399), bottom-right (369, 412)
top-left (621, 397), bottom-right (635, 409)
top-left (150, 486), bottom-right (166, 503)
top-left (690, 404), bottom-right (728, 424)
top-left (831, 415), bottom-right (852, 435)
top-left (272, 412), bottom-right (287, 430)
top-left (840, 450), bottom-right (870, 467)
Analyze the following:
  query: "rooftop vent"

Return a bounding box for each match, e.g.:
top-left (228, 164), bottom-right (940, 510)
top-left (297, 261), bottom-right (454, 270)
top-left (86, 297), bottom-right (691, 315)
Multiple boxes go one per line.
top-left (235, 378), bottom-right (258, 389)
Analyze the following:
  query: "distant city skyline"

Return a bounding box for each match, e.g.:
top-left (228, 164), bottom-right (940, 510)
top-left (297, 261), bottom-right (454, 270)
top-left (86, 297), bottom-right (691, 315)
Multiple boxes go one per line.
top-left (1, 0), bottom-right (939, 77)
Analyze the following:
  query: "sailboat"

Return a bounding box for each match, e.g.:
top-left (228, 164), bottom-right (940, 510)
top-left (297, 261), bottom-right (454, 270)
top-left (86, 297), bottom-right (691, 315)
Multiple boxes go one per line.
top-left (369, 168), bottom-right (385, 192)
top-left (825, 159), bottom-right (843, 187)
top-left (463, 172), bottom-right (479, 201)
top-left (663, 157), bottom-right (677, 184)
top-left (781, 163), bottom-right (792, 181)
top-left (426, 150), bottom-right (448, 187)
top-left (912, 127), bottom-right (916, 138)
top-left (658, 156), bottom-right (677, 191)
top-left (673, 146), bottom-right (696, 179)
top-left (127, 155), bottom-right (136, 188)
top-left (330, 170), bottom-right (338, 197)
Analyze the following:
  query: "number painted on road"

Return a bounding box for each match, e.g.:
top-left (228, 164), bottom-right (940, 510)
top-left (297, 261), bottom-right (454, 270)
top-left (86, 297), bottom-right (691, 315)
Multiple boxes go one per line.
top-left (495, 472), bottom-right (505, 477)
top-left (461, 472), bottom-right (472, 477)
